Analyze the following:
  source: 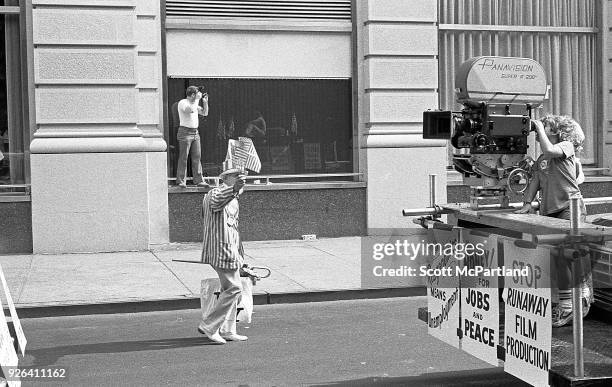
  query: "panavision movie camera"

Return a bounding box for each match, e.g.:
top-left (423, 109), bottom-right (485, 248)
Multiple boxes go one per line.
top-left (423, 56), bottom-right (548, 208)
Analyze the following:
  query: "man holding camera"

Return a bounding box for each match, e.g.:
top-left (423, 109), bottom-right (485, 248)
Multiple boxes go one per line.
top-left (176, 85), bottom-right (209, 188)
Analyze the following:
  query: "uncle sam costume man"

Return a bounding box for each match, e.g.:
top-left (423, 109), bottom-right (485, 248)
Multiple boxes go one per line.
top-left (198, 158), bottom-right (248, 344)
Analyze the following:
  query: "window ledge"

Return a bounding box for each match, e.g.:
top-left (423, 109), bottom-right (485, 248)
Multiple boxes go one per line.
top-left (169, 181), bottom-right (366, 193)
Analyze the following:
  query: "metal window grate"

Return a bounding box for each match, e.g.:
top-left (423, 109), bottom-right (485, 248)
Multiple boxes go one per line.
top-left (166, 0), bottom-right (351, 20)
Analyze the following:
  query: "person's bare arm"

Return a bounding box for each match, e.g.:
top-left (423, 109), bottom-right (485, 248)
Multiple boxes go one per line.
top-left (515, 173), bottom-right (540, 214)
top-left (199, 94), bottom-right (209, 117)
top-left (532, 120), bottom-right (564, 157)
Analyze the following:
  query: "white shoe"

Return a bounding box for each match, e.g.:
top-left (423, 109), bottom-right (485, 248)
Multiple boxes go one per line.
top-left (582, 274), bottom-right (594, 304)
top-left (552, 303), bottom-right (573, 328)
top-left (220, 332), bottom-right (248, 341)
top-left (198, 325), bottom-right (226, 344)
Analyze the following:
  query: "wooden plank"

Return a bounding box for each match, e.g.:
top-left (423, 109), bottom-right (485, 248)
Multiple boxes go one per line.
top-left (441, 203), bottom-right (612, 239)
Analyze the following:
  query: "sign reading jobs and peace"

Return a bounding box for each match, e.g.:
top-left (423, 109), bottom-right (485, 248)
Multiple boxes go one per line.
top-left (503, 241), bottom-right (552, 387)
top-left (460, 231), bottom-right (499, 366)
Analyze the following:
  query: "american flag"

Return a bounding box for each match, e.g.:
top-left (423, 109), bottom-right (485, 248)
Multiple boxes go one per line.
top-left (226, 117), bottom-right (235, 138)
top-left (290, 112), bottom-right (298, 136)
top-left (226, 137), bottom-right (261, 173)
top-left (216, 116), bottom-right (225, 140)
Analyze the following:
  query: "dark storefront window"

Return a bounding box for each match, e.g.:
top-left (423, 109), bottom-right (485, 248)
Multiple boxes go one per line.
top-left (167, 78), bottom-right (353, 179)
top-left (0, 1), bottom-right (28, 190)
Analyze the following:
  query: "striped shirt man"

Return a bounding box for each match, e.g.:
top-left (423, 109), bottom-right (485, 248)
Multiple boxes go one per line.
top-left (201, 184), bottom-right (244, 269)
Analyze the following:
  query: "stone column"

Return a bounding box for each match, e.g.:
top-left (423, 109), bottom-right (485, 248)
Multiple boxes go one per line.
top-left (29, 0), bottom-right (168, 253)
top-left (356, 0), bottom-right (447, 233)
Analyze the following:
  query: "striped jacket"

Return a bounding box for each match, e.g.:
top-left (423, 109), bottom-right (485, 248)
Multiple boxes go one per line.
top-left (200, 184), bottom-right (244, 270)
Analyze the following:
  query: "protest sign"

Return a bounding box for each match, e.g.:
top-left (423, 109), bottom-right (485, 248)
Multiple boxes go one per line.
top-left (426, 227), bottom-right (461, 348)
top-left (503, 240), bottom-right (552, 387)
top-left (460, 231), bottom-right (500, 366)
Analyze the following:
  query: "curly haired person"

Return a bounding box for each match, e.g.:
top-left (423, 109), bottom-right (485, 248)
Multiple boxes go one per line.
top-left (516, 114), bottom-right (591, 327)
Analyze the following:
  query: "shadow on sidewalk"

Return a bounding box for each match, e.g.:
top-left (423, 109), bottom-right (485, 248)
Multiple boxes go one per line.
top-left (26, 336), bottom-right (223, 366)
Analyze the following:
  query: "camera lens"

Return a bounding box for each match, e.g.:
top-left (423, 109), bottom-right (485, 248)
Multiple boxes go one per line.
top-left (474, 134), bottom-right (488, 148)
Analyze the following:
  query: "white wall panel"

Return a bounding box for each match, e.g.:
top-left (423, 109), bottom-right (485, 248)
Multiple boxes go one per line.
top-left (136, 0), bottom-right (158, 16)
top-left (367, 0), bottom-right (437, 22)
top-left (33, 8), bottom-right (135, 45)
top-left (366, 58), bottom-right (437, 89)
top-left (137, 90), bottom-right (159, 125)
top-left (135, 17), bottom-right (159, 53)
top-left (35, 48), bottom-right (136, 84)
top-left (367, 92), bottom-right (437, 123)
top-left (31, 153), bottom-right (150, 253)
top-left (36, 87), bottom-right (137, 124)
top-left (365, 25), bottom-right (437, 56)
top-left (137, 54), bottom-right (158, 88)
top-left (166, 30), bottom-right (351, 78)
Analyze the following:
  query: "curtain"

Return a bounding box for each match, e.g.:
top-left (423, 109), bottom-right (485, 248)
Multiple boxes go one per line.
top-left (1, 1), bottom-right (27, 185)
top-left (167, 78), bottom-right (353, 177)
top-left (439, 0), bottom-right (597, 163)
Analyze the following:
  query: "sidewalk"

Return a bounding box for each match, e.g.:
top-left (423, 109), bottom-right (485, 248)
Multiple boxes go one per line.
top-left (0, 237), bottom-right (425, 318)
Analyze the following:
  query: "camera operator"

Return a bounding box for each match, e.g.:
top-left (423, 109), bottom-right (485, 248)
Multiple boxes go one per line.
top-left (515, 115), bottom-right (590, 327)
top-left (176, 85), bottom-right (209, 188)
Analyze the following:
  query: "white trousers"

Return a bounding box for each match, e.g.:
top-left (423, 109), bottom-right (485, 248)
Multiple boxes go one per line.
top-left (201, 266), bottom-right (242, 334)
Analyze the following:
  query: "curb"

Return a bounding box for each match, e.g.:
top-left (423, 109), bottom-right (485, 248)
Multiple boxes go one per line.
top-left (16, 286), bottom-right (426, 319)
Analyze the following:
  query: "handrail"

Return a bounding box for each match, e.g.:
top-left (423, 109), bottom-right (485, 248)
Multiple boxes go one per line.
top-left (245, 173), bottom-right (361, 179)
top-left (583, 196), bottom-right (612, 205)
top-left (169, 172), bottom-right (363, 186)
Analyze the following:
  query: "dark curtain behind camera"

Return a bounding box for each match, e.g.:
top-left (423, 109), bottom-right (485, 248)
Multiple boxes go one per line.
top-left (1, 1), bottom-right (28, 185)
top-left (439, 0), bottom-right (597, 164)
top-left (166, 78), bottom-right (353, 178)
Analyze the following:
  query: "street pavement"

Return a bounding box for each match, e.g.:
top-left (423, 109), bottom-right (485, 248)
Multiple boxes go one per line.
top-left (0, 237), bottom-right (425, 317)
top-left (16, 298), bottom-right (529, 387)
top-left (3, 236), bottom-right (611, 386)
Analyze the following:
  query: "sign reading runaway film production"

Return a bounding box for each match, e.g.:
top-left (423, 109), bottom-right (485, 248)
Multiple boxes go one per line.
top-left (426, 228), bottom-right (461, 349)
top-left (459, 231), bottom-right (499, 366)
top-left (503, 240), bottom-right (552, 387)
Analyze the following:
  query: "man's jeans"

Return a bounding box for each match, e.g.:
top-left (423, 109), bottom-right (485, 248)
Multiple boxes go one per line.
top-left (176, 126), bottom-right (204, 185)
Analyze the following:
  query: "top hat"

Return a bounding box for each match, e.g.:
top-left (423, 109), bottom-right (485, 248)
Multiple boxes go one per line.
top-left (219, 159), bottom-right (244, 178)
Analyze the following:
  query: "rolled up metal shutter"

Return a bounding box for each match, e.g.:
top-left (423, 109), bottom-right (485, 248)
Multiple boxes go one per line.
top-left (166, 0), bottom-right (351, 20)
